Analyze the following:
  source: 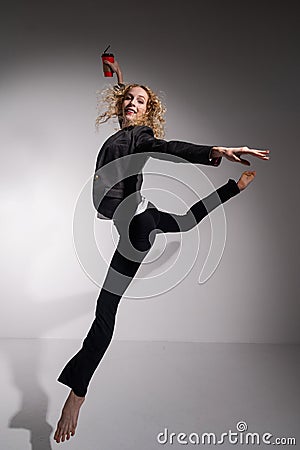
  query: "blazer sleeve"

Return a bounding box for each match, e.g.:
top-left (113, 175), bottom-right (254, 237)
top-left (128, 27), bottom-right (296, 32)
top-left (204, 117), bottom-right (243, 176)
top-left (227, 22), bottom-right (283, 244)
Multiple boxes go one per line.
top-left (134, 126), bottom-right (222, 167)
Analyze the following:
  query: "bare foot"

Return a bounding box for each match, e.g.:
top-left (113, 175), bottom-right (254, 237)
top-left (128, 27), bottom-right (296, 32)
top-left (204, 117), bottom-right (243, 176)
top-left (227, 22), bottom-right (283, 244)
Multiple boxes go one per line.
top-left (54, 390), bottom-right (85, 443)
top-left (237, 170), bottom-right (256, 191)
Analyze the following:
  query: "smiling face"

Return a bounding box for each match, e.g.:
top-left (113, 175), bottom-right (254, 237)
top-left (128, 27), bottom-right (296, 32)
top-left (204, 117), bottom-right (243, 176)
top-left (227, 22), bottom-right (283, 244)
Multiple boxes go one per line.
top-left (122, 86), bottom-right (149, 125)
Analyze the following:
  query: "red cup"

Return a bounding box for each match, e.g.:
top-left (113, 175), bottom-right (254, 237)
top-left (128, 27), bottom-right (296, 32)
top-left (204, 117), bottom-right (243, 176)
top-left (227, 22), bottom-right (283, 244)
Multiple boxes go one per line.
top-left (101, 53), bottom-right (114, 77)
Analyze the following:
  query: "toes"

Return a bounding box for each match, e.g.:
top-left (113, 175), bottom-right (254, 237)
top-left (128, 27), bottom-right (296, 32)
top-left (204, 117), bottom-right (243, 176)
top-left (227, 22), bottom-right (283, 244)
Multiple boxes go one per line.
top-left (60, 423), bottom-right (68, 443)
top-left (59, 424), bottom-right (75, 442)
top-left (54, 424), bottom-right (62, 443)
top-left (65, 426), bottom-right (75, 441)
top-left (244, 170), bottom-right (255, 177)
top-left (54, 433), bottom-right (62, 443)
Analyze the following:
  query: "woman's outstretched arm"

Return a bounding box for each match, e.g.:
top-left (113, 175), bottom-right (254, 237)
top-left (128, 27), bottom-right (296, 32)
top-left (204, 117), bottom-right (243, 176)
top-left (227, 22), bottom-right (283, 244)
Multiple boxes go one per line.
top-left (102, 58), bottom-right (124, 128)
top-left (134, 126), bottom-right (270, 166)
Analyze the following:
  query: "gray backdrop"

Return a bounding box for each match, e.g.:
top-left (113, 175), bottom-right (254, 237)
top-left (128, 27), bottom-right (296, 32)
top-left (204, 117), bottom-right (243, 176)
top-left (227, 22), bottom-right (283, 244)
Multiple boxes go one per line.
top-left (0, 0), bottom-right (299, 342)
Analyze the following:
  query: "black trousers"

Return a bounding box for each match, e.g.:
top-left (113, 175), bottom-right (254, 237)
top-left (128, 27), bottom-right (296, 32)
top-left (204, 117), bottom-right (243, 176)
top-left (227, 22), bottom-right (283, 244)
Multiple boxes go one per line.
top-left (58, 179), bottom-right (240, 396)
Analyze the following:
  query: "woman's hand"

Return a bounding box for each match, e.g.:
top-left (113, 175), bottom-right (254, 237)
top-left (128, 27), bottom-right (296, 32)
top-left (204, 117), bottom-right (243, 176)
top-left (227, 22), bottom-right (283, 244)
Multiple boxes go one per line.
top-left (103, 59), bottom-right (123, 84)
top-left (211, 146), bottom-right (270, 165)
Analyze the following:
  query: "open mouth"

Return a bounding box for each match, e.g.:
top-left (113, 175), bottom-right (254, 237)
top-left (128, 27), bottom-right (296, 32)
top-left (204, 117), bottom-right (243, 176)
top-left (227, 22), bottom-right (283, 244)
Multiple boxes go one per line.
top-left (125, 108), bottom-right (136, 114)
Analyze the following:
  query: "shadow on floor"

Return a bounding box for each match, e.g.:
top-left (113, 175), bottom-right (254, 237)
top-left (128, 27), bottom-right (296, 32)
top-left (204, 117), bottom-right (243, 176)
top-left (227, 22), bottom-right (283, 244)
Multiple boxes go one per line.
top-left (4, 288), bottom-right (98, 448)
top-left (5, 241), bottom-right (178, 448)
top-left (7, 340), bottom-right (53, 450)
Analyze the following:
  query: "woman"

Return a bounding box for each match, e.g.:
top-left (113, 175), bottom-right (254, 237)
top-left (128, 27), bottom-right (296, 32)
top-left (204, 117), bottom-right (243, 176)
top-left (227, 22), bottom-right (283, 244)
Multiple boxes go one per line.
top-left (54, 59), bottom-right (269, 443)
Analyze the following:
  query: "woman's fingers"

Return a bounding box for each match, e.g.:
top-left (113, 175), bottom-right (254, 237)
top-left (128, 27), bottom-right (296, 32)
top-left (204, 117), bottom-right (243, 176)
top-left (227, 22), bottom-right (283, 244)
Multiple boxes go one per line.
top-left (233, 147), bottom-right (270, 160)
top-left (245, 148), bottom-right (270, 153)
top-left (247, 152), bottom-right (269, 159)
top-left (242, 148), bottom-right (270, 158)
top-left (103, 59), bottom-right (120, 72)
top-left (103, 60), bottom-right (116, 72)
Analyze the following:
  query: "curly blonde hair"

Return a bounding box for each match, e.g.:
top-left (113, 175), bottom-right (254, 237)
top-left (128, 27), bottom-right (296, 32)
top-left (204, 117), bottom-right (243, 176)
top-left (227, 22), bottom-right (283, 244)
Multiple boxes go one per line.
top-left (95, 83), bottom-right (166, 138)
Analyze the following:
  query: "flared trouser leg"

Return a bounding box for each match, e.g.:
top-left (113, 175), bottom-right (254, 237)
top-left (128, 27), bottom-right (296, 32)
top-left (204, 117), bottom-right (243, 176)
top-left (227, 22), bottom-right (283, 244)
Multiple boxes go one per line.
top-left (57, 207), bottom-right (160, 396)
top-left (57, 179), bottom-right (240, 396)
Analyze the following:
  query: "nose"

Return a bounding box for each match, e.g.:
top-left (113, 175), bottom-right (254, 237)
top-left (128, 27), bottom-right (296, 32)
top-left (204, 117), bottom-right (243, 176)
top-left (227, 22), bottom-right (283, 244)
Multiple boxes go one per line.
top-left (128, 98), bottom-right (137, 107)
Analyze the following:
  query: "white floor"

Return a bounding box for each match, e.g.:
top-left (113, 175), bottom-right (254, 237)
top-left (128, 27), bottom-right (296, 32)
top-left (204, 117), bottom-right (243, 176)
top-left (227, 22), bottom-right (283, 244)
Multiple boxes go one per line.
top-left (0, 339), bottom-right (299, 450)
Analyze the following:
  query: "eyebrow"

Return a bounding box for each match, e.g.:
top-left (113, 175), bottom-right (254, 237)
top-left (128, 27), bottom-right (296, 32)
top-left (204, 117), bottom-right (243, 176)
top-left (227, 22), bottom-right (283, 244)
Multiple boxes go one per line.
top-left (127, 93), bottom-right (146, 100)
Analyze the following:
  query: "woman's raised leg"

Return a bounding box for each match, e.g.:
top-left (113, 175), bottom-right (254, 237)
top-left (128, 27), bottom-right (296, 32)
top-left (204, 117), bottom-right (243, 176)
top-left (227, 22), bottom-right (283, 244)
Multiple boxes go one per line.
top-left (155, 177), bottom-right (244, 233)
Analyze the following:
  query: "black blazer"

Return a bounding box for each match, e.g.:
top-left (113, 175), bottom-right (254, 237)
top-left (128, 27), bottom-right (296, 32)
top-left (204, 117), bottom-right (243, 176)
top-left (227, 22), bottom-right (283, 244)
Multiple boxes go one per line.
top-left (92, 125), bottom-right (221, 219)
